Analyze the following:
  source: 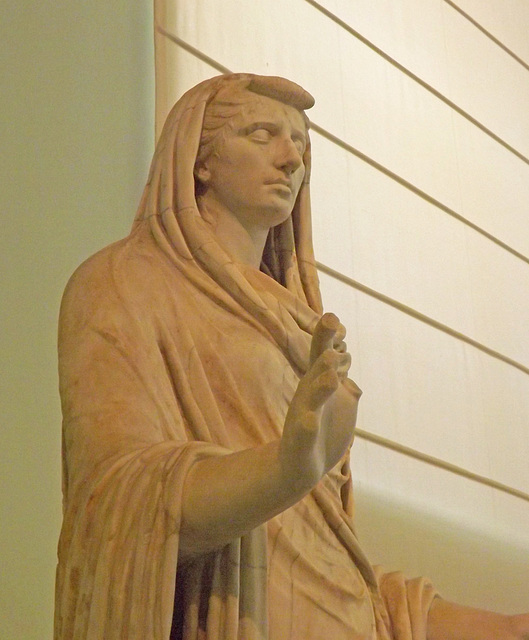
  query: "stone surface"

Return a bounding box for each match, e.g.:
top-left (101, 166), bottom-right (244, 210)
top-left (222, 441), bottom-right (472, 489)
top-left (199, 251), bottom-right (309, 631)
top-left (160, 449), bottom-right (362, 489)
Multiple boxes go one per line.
top-left (55, 74), bottom-right (526, 640)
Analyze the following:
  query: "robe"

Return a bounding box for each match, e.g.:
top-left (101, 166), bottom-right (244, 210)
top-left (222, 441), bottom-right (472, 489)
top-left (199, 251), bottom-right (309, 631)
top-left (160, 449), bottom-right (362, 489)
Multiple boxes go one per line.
top-left (54, 73), bottom-right (437, 639)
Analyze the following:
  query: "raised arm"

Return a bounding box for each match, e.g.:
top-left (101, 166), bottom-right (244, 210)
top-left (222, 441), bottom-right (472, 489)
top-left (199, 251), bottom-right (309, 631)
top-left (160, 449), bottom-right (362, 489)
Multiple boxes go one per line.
top-left (178, 312), bottom-right (361, 557)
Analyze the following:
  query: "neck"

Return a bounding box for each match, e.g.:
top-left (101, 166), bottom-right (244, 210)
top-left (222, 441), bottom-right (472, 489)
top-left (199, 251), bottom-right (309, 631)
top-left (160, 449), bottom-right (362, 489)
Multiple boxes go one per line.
top-left (198, 200), bottom-right (269, 269)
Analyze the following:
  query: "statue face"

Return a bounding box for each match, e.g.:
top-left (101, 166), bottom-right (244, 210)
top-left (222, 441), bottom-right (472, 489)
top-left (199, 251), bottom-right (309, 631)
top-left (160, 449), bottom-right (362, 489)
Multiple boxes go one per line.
top-left (196, 94), bottom-right (307, 234)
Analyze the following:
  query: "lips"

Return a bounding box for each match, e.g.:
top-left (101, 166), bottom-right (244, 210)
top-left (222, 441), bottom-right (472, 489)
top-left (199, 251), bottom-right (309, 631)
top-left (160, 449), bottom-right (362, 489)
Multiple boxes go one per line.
top-left (265, 178), bottom-right (292, 191)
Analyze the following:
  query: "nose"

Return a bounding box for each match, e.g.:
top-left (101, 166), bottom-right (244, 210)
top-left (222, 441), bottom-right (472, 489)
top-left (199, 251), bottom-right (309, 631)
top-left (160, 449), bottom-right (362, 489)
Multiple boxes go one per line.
top-left (276, 137), bottom-right (303, 175)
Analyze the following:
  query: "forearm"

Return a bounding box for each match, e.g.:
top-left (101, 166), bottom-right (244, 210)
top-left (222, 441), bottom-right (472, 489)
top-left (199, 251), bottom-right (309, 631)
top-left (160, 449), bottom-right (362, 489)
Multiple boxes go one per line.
top-left (179, 440), bottom-right (311, 556)
top-left (427, 598), bottom-right (522, 640)
top-left (177, 314), bottom-right (359, 559)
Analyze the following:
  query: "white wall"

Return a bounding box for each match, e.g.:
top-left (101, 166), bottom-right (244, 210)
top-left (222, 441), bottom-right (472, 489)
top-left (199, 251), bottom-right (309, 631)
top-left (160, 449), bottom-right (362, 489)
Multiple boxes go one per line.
top-left (155, 0), bottom-right (529, 613)
top-left (0, 3), bottom-right (154, 638)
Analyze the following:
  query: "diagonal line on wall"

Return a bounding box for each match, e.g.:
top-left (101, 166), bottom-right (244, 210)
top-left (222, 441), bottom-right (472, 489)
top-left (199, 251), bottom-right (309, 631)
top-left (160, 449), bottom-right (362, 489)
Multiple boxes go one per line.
top-left (317, 260), bottom-right (529, 377)
top-left (443, 0), bottom-right (529, 72)
top-left (355, 428), bottom-right (529, 504)
top-left (156, 27), bottom-right (529, 507)
top-left (303, 0), bottom-right (529, 166)
top-left (156, 29), bottom-right (529, 373)
top-left (156, 25), bottom-right (231, 74)
top-left (311, 123), bottom-right (529, 268)
top-left (157, 29), bottom-right (529, 270)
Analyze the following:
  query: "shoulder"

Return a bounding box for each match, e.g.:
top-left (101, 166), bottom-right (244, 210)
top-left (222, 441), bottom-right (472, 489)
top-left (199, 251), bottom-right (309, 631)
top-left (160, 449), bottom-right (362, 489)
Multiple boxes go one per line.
top-left (60, 238), bottom-right (127, 320)
top-left (60, 227), bottom-right (174, 333)
top-left (63, 227), bottom-right (168, 307)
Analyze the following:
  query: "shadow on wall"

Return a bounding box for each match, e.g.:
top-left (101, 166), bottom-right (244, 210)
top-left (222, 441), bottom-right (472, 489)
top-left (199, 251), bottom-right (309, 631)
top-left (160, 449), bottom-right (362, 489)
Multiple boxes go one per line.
top-left (354, 484), bottom-right (528, 614)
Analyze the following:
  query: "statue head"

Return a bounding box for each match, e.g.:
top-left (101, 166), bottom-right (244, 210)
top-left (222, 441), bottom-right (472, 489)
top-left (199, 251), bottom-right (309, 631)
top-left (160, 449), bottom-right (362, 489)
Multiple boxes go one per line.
top-left (134, 74), bottom-right (322, 313)
top-left (194, 75), bottom-right (314, 194)
top-left (193, 77), bottom-right (314, 236)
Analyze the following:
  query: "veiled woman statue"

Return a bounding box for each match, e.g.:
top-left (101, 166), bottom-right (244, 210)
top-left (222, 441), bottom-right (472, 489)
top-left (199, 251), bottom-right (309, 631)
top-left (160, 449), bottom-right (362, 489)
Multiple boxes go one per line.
top-left (54, 73), bottom-right (529, 640)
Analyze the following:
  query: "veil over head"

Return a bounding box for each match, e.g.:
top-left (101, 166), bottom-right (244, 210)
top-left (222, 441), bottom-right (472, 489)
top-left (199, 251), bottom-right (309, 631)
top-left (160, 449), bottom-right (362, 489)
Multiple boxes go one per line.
top-left (55, 74), bottom-right (437, 640)
top-left (55, 74), bottom-right (329, 640)
top-left (134, 73), bottom-right (323, 321)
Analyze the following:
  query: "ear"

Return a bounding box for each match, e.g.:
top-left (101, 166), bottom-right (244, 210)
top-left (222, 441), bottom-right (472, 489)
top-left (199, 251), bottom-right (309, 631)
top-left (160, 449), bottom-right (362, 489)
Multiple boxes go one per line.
top-left (194, 163), bottom-right (211, 186)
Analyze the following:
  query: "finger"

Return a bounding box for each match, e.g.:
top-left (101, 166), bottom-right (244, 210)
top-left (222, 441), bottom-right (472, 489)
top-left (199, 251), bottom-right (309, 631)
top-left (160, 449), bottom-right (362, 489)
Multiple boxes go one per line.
top-left (310, 313), bottom-right (340, 365)
top-left (306, 369), bottom-right (340, 410)
top-left (333, 322), bottom-right (346, 347)
top-left (342, 377), bottom-right (363, 399)
top-left (293, 350), bottom-right (339, 411)
top-left (291, 408), bottom-right (320, 439)
top-left (336, 351), bottom-right (351, 380)
top-left (307, 349), bottom-right (348, 382)
top-left (334, 340), bottom-right (347, 354)
top-left (281, 407), bottom-right (320, 457)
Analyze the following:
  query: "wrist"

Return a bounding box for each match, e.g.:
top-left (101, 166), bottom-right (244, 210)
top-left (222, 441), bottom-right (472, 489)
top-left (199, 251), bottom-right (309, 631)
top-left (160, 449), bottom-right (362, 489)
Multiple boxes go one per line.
top-left (277, 442), bottom-right (322, 495)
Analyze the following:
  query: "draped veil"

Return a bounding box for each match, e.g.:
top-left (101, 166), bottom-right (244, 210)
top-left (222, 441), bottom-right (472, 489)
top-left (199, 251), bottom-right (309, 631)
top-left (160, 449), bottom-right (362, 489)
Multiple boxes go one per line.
top-left (54, 74), bottom-right (436, 640)
top-left (135, 74), bottom-right (325, 369)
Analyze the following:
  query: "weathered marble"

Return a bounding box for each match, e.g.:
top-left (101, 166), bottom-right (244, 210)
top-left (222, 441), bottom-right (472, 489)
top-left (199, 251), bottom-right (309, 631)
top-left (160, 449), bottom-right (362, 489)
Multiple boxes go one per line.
top-left (54, 74), bottom-right (528, 640)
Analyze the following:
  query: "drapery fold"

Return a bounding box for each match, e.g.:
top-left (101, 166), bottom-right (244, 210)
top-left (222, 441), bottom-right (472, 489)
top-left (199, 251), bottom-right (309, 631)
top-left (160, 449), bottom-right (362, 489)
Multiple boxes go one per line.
top-left (55, 74), bottom-right (437, 639)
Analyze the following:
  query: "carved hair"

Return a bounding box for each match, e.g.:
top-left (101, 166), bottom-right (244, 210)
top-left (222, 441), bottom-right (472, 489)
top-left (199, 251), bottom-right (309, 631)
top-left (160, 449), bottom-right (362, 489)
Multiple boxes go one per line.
top-left (194, 75), bottom-right (314, 197)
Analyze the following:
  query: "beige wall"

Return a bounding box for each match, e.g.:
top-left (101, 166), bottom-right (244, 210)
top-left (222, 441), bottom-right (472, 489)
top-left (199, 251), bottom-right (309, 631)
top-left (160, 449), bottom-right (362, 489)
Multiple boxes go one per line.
top-left (0, 3), bottom-right (154, 637)
top-left (156, 0), bottom-right (529, 613)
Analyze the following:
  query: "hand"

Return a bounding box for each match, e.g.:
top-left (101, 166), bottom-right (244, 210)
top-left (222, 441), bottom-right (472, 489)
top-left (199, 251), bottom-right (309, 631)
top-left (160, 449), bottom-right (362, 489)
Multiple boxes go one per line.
top-left (180, 313), bottom-right (361, 554)
top-left (279, 313), bottom-right (361, 490)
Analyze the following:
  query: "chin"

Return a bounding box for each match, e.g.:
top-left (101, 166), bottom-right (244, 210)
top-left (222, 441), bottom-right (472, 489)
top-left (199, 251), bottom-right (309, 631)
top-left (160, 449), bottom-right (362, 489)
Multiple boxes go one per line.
top-left (247, 197), bottom-right (296, 229)
top-left (268, 198), bottom-right (296, 223)
top-left (267, 207), bottom-right (294, 228)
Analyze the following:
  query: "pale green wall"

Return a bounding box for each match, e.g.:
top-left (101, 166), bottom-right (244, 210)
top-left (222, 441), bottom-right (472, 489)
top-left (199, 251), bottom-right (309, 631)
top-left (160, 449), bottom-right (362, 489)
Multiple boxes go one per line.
top-left (0, 2), bottom-right (154, 637)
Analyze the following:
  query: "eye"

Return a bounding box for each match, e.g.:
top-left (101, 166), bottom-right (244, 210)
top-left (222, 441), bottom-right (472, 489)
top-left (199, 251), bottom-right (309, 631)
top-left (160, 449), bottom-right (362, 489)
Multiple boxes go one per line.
top-left (249, 128), bottom-right (273, 143)
top-left (292, 137), bottom-right (305, 155)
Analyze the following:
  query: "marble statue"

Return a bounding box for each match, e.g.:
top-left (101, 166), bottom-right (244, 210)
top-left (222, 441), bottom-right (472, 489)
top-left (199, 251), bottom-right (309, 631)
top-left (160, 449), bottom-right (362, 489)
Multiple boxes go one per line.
top-left (54, 73), bottom-right (529, 639)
